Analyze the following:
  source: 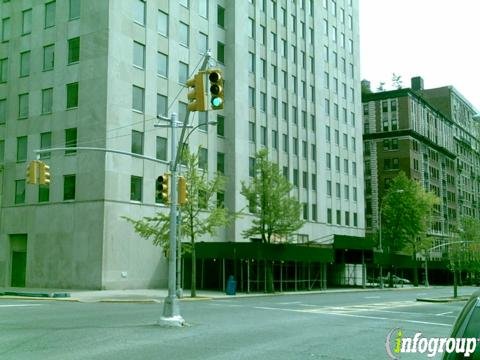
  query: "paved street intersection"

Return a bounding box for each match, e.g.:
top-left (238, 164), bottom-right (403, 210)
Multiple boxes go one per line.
top-left (0, 287), bottom-right (476, 360)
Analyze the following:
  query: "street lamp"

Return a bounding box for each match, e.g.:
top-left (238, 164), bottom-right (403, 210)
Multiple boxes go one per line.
top-left (378, 189), bottom-right (404, 289)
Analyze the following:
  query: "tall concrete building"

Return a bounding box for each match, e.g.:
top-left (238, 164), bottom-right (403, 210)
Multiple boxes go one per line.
top-left (0, 0), bottom-right (364, 290)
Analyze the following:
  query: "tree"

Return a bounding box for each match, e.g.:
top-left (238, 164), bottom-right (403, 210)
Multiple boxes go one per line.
top-left (448, 217), bottom-right (480, 297)
top-left (381, 172), bottom-right (439, 287)
top-left (241, 149), bottom-right (305, 292)
top-left (376, 81), bottom-right (386, 92)
top-left (124, 149), bottom-right (233, 297)
top-left (391, 73), bottom-right (403, 89)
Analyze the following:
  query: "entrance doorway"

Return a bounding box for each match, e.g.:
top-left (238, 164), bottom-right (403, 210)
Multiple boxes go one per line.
top-left (9, 234), bottom-right (27, 287)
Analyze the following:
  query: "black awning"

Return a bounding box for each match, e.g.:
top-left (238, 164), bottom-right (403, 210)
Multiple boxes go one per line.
top-left (192, 242), bottom-right (333, 263)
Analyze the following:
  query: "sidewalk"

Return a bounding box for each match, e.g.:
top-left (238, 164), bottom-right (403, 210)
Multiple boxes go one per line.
top-left (0, 284), bottom-right (426, 303)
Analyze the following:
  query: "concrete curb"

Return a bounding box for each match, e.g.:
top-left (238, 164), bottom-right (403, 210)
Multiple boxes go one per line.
top-left (416, 296), bottom-right (470, 303)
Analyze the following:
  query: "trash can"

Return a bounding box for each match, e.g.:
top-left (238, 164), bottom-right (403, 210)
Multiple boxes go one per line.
top-left (226, 275), bottom-right (236, 295)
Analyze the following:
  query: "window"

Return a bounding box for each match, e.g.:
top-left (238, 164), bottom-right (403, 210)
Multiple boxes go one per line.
top-left (260, 25), bottom-right (266, 44)
top-left (311, 174), bottom-right (317, 190)
top-left (40, 132), bottom-right (51, 159)
top-left (326, 153), bottom-right (331, 169)
top-left (260, 58), bottom-right (266, 78)
top-left (22, 9), bottom-right (32, 35)
top-left (336, 210), bottom-right (341, 225)
top-left (325, 99), bottom-right (330, 116)
top-left (199, 148), bottom-right (208, 170)
top-left (198, 32), bottom-right (208, 53)
top-left (130, 176), bottom-right (142, 201)
top-left (217, 5), bottom-right (225, 27)
top-left (271, 32), bottom-right (277, 52)
top-left (179, 22), bottom-right (189, 47)
top-left (335, 130), bottom-right (339, 145)
top-left (20, 51), bottom-right (30, 77)
top-left (15, 180), bottom-right (26, 204)
top-left (352, 161), bottom-right (357, 176)
top-left (249, 52), bottom-right (255, 73)
top-left (248, 122), bottom-right (256, 142)
top-left (18, 93), bottom-right (29, 118)
top-left (312, 204), bottom-right (317, 221)
top-left (272, 130), bottom-right (278, 149)
top-left (179, 61), bottom-right (188, 84)
top-left (336, 182), bottom-right (341, 198)
top-left (335, 156), bottom-right (340, 172)
top-left (157, 52), bottom-right (168, 77)
top-left (282, 134), bottom-right (288, 152)
top-left (292, 106), bottom-right (297, 124)
top-left (327, 208), bottom-right (332, 224)
top-left (132, 85), bottom-right (144, 112)
top-left (217, 192), bottom-right (225, 208)
top-left (345, 211), bottom-right (350, 226)
top-left (260, 126), bottom-right (267, 145)
top-left (217, 42), bottom-right (225, 63)
top-left (157, 94), bottom-right (167, 117)
top-left (217, 152), bottom-right (225, 174)
top-left (45, 1), bottom-right (56, 28)
top-left (38, 183), bottom-right (50, 202)
top-left (2, 17), bottom-right (11, 42)
top-left (293, 137), bottom-right (298, 155)
top-left (158, 10), bottom-right (168, 36)
top-left (0, 58), bottom-right (7, 82)
top-left (353, 213), bottom-right (358, 227)
top-left (133, 0), bottom-right (145, 25)
top-left (131, 130), bottom-right (143, 155)
top-left (64, 175), bottom-right (76, 200)
top-left (249, 18), bottom-right (255, 39)
top-left (248, 87), bottom-right (254, 107)
top-left (353, 187), bottom-right (357, 202)
top-left (217, 114), bottom-right (224, 136)
top-left (0, 98), bottom-right (5, 124)
top-left (199, 0), bottom-right (208, 18)
top-left (69, 0), bottom-right (80, 20)
top-left (40, 88), bottom-right (53, 115)
top-left (249, 157), bottom-right (255, 177)
top-left (326, 125), bottom-right (331, 142)
top-left (260, 92), bottom-right (266, 112)
top-left (344, 185), bottom-right (349, 199)
top-left (303, 203), bottom-right (308, 220)
top-left (302, 141), bottom-right (307, 158)
top-left (311, 144), bottom-right (316, 162)
top-left (17, 136), bottom-right (27, 162)
top-left (156, 136), bottom-right (167, 161)
top-left (65, 128), bottom-right (77, 155)
top-left (326, 180), bottom-right (332, 196)
top-left (66, 82), bottom-right (79, 109)
top-left (293, 169), bottom-right (298, 187)
top-left (68, 37), bottom-right (80, 64)
top-left (302, 171), bottom-right (308, 189)
top-left (43, 44), bottom-right (55, 71)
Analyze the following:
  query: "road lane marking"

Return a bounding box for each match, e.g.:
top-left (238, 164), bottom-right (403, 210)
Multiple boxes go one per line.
top-left (253, 306), bottom-right (452, 327)
top-left (0, 304), bottom-right (44, 308)
top-left (364, 296), bottom-right (381, 299)
top-left (436, 311), bottom-right (453, 316)
top-left (277, 301), bottom-right (302, 305)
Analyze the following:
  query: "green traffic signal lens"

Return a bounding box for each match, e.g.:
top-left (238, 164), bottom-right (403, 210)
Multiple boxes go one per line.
top-left (211, 97), bottom-right (223, 107)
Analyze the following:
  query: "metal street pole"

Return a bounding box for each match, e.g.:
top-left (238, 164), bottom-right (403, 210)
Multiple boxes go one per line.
top-left (424, 249), bottom-right (429, 287)
top-left (379, 206), bottom-right (384, 289)
top-left (158, 112), bottom-right (185, 327)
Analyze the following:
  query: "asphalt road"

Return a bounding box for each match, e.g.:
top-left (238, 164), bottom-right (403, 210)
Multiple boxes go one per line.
top-left (0, 287), bottom-right (477, 360)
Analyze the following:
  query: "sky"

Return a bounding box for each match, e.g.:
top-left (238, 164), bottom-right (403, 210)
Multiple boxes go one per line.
top-left (359, 0), bottom-right (480, 112)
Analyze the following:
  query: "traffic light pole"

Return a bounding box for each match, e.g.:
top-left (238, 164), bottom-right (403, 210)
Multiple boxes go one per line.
top-left (158, 112), bottom-right (185, 327)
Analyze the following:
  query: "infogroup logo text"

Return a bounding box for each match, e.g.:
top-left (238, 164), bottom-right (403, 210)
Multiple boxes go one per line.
top-left (385, 328), bottom-right (478, 359)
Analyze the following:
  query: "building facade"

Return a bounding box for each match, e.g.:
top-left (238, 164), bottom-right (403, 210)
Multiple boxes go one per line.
top-left (362, 77), bottom-right (479, 265)
top-left (0, 0), bottom-right (364, 289)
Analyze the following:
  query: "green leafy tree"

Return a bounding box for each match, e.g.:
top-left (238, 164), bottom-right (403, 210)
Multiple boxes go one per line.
top-left (391, 73), bottom-right (403, 89)
top-left (241, 149), bottom-right (305, 292)
top-left (124, 149), bottom-right (233, 297)
top-left (381, 172), bottom-right (439, 287)
top-left (448, 217), bottom-right (480, 297)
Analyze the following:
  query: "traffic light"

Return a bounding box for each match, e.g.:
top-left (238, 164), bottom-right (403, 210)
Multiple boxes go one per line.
top-left (186, 73), bottom-right (206, 112)
top-left (157, 174), bottom-right (170, 204)
top-left (26, 160), bottom-right (39, 184)
top-left (208, 69), bottom-right (224, 110)
top-left (178, 176), bottom-right (188, 205)
top-left (38, 161), bottom-right (51, 185)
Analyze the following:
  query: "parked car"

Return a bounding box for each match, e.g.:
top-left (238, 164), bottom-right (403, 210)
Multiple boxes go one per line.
top-left (375, 274), bottom-right (411, 286)
top-left (443, 290), bottom-right (480, 359)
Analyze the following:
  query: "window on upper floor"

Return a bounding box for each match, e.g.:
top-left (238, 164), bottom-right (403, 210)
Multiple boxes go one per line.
top-left (217, 5), bottom-right (225, 28)
top-left (130, 176), bottom-right (142, 202)
top-left (69, 0), bottom-right (80, 20)
top-left (66, 82), bottom-right (79, 109)
top-left (43, 44), bottom-right (55, 71)
top-left (179, 22), bottom-right (189, 47)
top-left (131, 130), bottom-right (144, 155)
top-left (18, 93), bottom-right (29, 119)
top-left (2, 17), bottom-right (11, 42)
top-left (15, 180), bottom-right (26, 204)
top-left (45, 1), bottom-right (56, 28)
top-left (133, 0), bottom-right (145, 25)
top-left (16, 136), bottom-right (27, 162)
top-left (65, 128), bottom-right (77, 155)
top-left (132, 85), bottom-right (144, 112)
top-left (22, 9), bottom-right (32, 35)
top-left (19, 51), bottom-right (30, 77)
top-left (68, 37), bottom-right (80, 64)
